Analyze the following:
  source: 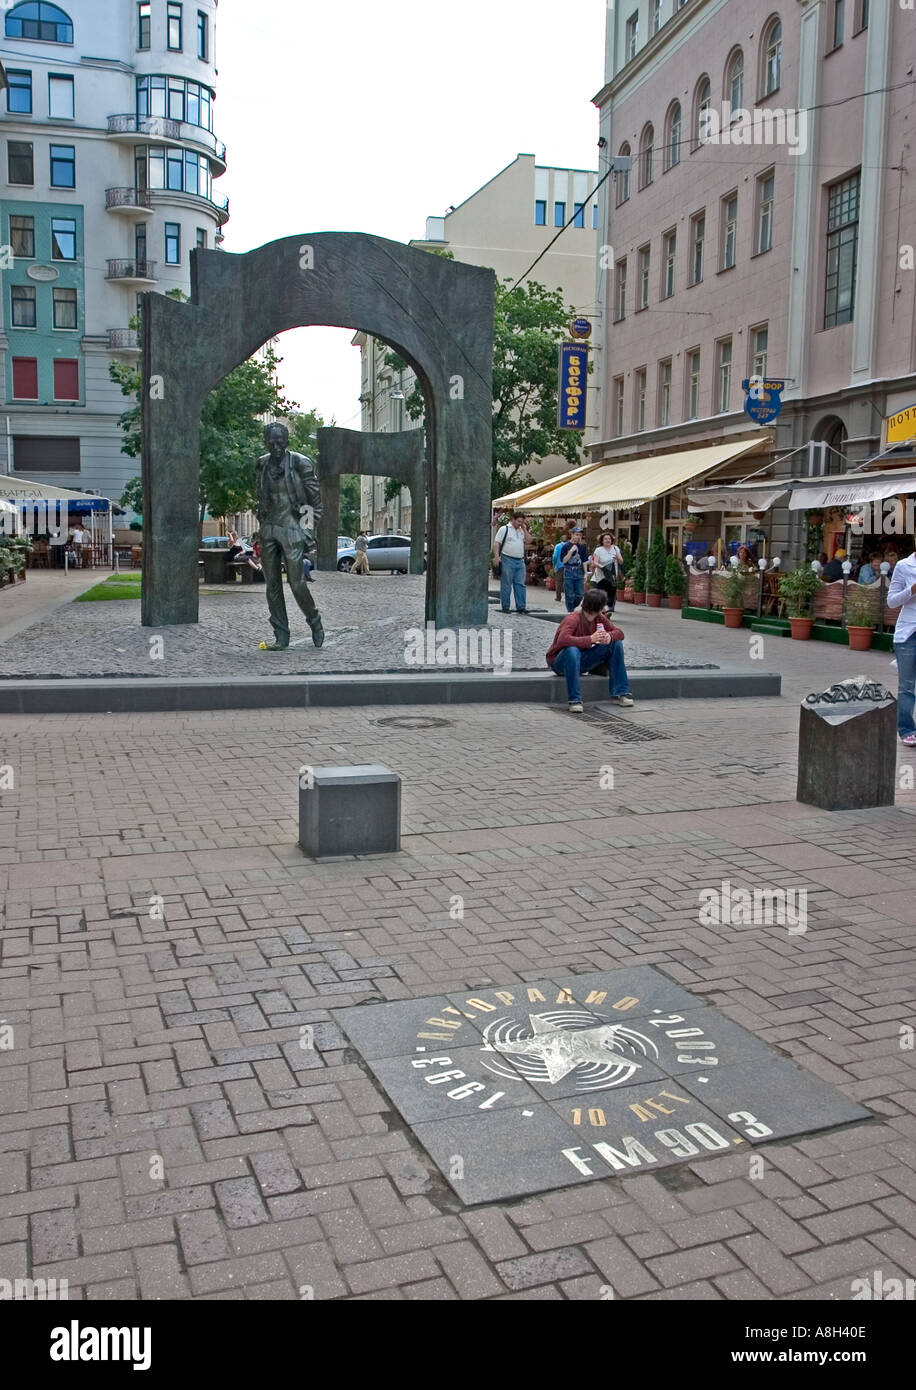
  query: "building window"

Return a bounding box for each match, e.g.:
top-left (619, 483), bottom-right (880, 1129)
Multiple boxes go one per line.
top-left (686, 349), bottom-right (701, 419)
top-left (138, 0), bottom-right (150, 48)
top-left (12, 284), bottom-right (37, 328)
top-left (6, 70), bottom-right (32, 114)
top-left (638, 245), bottom-right (650, 309)
top-left (824, 172), bottom-right (860, 328)
top-left (721, 192), bottom-right (738, 270)
top-left (616, 145), bottom-right (631, 205)
top-left (694, 76), bottom-right (711, 147)
top-left (5, 2), bottom-right (73, 43)
top-left (763, 18), bottom-right (782, 95)
top-left (168, 1), bottom-right (182, 49)
top-left (651, 0), bottom-right (663, 36)
top-left (12, 358), bottom-right (39, 399)
top-left (51, 216), bottom-right (76, 259)
top-left (634, 368), bottom-right (647, 432)
top-left (662, 229), bottom-right (676, 298)
top-left (165, 222), bottom-right (181, 265)
top-left (196, 227), bottom-right (207, 248)
top-left (53, 358), bottom-right (79, 400)
top-left (716, 338), bottom-right (732, 412)
top-left (554, 201), bottom-right (566, 227)
top-left (751, 324), bottom-right (768, 380)
top-left (12, 435), bottom-right (79, 471)
top-left (137, 76), bottom-right (212, 130)
top-left (727, 49), bottom-right (744, 113)
top-left (48, 73), bottom-right (74, 118)
top-left (658, 359), bottom-right (672, 427)
top-left (613, 377), bottom-right (625, 435)
top-left (8, 141), bottom-right (34, 184)
top-left (50, 143), bottom-right (75, 187)
top-left (854, 0), bottom-right (869, 32)
top-left (614, 258), bottom-right (627, 320)
top-left (689, 211), bottom-right (705, 285)
top-left (573, 202), bottom-right (585, 229)
top-left (756, 170), bottom-right (774, 253)
top-left (197, 9), bottom-right (208, 60)
top-left (625, 10), bottom-right (639, 60)
top-left (148, 145), bottom-right (212, 200)
top-left (665, 102), bottom-right (681, 169)
top-left (534, 199), bottom-right (546, 226)
top-left (10, 215), bottom-right (35, 257)
top-left (135, 223), bottom-right (147, 267)
top-left (639, 125), bottom-right (654, 188)
top-left (592, 204), bottom-right (598, 229)
top-left (52, 286), bottom-right (77, 328)
top-left (831, 0), bottom-right (845, 49)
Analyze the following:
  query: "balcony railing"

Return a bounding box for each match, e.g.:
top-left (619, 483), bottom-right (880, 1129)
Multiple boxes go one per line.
top-left (213, 190), bottom-right (229, 225)
top-left (106, 259), bottom-right (158, 282)
top-left (105, 186), bottom-right (152, 211)
top-left (107, 113), bottom-right (182, 141)
top-left (108, 329), bottom-right (140, 351)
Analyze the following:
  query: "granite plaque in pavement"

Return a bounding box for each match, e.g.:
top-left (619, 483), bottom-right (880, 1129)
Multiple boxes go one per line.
top-left (333, 966), bottom-right (871, 1204)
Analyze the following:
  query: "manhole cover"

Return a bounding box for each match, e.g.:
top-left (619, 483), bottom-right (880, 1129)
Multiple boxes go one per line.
top-left (551, 706), bottom-right (670, 741)
top-left (375, 715), bottom-right (454, 730)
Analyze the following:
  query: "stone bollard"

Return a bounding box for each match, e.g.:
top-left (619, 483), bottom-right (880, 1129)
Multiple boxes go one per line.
top-left (797, 676), bottom-right (897, 811)
top-left (299, 765), bottom-right (401, 858)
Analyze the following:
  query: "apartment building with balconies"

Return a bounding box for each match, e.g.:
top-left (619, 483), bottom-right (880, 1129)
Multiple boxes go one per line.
top-left (0, 0), bottom-right (227, 501)
top-left (591, 0), bottom-right (915, 560)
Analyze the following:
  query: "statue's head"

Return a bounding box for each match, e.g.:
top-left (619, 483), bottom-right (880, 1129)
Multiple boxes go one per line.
top-left (264, 422), bottom-right (289, 460)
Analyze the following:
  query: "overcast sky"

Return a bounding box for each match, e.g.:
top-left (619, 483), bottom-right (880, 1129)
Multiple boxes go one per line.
top-left (216, 0), bottom-right (607, 428)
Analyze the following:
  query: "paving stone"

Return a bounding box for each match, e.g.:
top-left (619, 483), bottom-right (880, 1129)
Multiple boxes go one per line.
top-left (214, 1177), bottom-right (269, 1229)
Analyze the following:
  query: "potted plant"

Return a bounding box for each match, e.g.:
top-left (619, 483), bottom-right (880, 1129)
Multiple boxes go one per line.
top-left (845, 586), bottom-right (877, 652)
top-left (665, 553), bottom-right (686, 609)
top-left (545, 565), bottom-right (556, 591)
top-left (722, 564), bottom-right (750, 628)
top-left (646, 527), bottom-right (666, 607)
top-left (779, 566), bottom-right (823, 639)
top-left (683, 513), bottom-right (703, 532)
top-left (630, 537), bottom-right (648, 604)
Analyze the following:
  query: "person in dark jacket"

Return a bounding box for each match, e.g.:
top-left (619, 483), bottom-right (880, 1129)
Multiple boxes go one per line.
top-left (547, 588), bottom-right (634, 712)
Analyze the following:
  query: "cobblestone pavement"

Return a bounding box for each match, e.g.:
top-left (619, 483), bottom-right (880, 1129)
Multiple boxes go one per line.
top-left (1, 671), bottom-right (915, 1299)
top-left (0, 574), bottom-right (709, 678)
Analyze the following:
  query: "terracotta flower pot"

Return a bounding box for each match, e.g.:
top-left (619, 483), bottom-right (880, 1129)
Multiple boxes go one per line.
top-left (545, 576), bottom-right (555, 590)
top-left (646, 593), bottom-right (662, 607)
top-left (633, 591), bottom-right (646, 604)
top-left (723, 606), bottom-right (744, 628)
top-left (847, 625), bottom-right (873, 651)
top-left (667, 595), bottom-right (683, 609)
top-left (789, 617), bottom-right (814, 640)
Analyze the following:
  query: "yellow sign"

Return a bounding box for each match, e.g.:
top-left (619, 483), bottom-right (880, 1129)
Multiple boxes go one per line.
top-left (886, 403), bottom-right (916, 445)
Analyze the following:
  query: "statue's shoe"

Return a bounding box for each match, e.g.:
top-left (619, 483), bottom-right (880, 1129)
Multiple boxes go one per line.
top-left (310, 618), bottom-right (325, 649)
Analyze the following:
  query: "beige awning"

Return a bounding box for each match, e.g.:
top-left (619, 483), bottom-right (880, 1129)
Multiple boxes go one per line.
top-left (493, 458), bottom-right (607, 508)
top-left (787, 467), bottom-right (916, 510)
top-left (514, 438), bottom-right (764, 512)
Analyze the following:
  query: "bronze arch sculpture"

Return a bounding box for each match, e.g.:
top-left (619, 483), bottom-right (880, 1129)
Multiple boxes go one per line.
top-left (315, 426), bottom-right (425, 575)
top-left (139, 233), bottom-right (494, 629)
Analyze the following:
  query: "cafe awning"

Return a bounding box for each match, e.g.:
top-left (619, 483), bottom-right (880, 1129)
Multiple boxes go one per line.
top-left (493, 459), bottom-right (607, 508)
top-left (686, 480), bottom-right (788, 511)
top-left (513, 438), bottom-right (764, 513)
top-left (0, 477), bottom-right (113, 505)
top-left (786, 467), bottom-right (916, 510)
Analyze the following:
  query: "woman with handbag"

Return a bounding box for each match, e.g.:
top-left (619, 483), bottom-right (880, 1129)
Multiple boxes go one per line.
top-left (591, 532), bottom-right (623, 613)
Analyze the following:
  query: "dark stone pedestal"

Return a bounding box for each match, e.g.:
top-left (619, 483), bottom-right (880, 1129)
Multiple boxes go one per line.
top-left (797, 680), bottom-right (897, 811)
top-left (299, 764), bottom-right (400, 858)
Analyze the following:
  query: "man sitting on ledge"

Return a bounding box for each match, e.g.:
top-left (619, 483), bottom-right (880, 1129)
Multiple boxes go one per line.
top-left (546, 587), bottom-right (634, 714)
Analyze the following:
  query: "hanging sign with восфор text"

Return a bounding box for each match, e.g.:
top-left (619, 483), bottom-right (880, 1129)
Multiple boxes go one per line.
top-left (558, 342), bottom-right (588, 430)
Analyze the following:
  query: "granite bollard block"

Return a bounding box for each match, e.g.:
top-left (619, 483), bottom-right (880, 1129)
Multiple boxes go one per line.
top-left (797, 677), bottom-right (897, 811)
top-left (299, 765), bottom-right (400, 858)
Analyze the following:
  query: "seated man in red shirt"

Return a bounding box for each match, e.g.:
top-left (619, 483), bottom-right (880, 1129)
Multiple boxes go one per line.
top-left (546, 587), bottom-right (634, 713)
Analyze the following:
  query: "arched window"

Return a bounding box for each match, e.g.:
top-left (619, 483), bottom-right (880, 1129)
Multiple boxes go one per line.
top-left (639, 125), bottom-right (655, 188)
top-left (5, 1), bottom-right (73, 42)
top-left (665, 103), bottom-right (682, 170)
top-left (762, 17), bottom-right (782, 96)
top-left (694, 76), bottom-right (711, 147)
top-left (726, 48), bottom-right (744, 113)
top-left (617, 144), bottom-right (631, 205)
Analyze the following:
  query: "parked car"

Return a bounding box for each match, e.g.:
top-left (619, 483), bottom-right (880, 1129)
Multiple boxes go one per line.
top-left (337, 535), bottom-right (355, 549)
top-left (200, 535), bottom-right (251, 550)
top-left (336, 534), bottom-right (425, 573)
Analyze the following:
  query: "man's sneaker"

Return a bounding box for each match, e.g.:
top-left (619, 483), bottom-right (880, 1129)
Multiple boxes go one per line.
top-left (568, 701), bottom-right (584, 713)
top-left (611, 695), bottom-right (634, 707)
top-left (901, 733), bottom-right (916, 746)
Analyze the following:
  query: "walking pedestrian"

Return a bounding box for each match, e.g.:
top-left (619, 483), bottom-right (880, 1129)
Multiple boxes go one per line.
top-left (560, 526), bottom-right (588, 612)
top-left (546, 587), bottom-right (634, 713)
top-left (887, 548), bottom-right (916, 745)
top-left (493, 511), bottom-right (530, 613)
top-left (352, 531), bottom-right (370, 575)
top-left (552, 536), bottom-right (566, 604)
top-left (591, 531), bottom-right (623, 613)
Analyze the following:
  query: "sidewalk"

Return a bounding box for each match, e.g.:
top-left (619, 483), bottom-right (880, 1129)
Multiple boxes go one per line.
top-left (0, 568), bottom-right (104, 646)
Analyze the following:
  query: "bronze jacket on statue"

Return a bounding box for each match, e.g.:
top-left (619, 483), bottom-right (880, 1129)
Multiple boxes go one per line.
top-left (255, 450), bottom-right (323, 532)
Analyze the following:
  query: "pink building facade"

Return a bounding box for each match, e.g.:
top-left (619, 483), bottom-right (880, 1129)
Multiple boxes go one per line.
top-left (591, 0), bottom-right (916, 563)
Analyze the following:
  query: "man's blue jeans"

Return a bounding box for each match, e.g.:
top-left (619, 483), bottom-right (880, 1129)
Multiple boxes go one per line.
top-left (500, 555), bottom-right (526, 611)
top-left (564, 567), bottom-right (585, 611)
top-left (551, 640), bottom-right (631, 704)
top-left (895, 630), bottom-right (916, 737)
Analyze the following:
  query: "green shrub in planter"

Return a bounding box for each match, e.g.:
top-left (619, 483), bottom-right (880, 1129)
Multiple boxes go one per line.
top-left (779, 565), bottom-right (822, 618)
top-left (646, 527), bottom-right (666, 595)
top-left (664, 553), bottom-right (686, 596)
top-left (845, 586), bottom-right (878, 629)
top-left (619, 539), bottom-right (633, 577)
top-left (723, 565), bottom-right (752, 608)
top-left (631, 537), bottom-right (648, 593)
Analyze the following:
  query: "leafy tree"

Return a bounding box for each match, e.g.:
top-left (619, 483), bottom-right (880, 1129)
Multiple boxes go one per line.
top-left (647, 526), bottom-right (667, 595)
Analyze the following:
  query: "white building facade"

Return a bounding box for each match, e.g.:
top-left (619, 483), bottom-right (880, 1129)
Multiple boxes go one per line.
top-left (0, 0), bottom-right (227, 505)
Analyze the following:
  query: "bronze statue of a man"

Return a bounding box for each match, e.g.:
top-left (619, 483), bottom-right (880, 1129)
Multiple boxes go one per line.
top-left (256, 422), bottom-right (324, 649)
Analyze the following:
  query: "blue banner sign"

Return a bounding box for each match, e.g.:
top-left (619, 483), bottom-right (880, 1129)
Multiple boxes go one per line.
top-left (741, 378), bottom-right (785, 425)
top-left (558, 342), bottom-right (588, 430)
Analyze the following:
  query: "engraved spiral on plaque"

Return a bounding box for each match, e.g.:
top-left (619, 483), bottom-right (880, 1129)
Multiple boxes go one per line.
top-left (477, 1009), bottom-right (660, 1093)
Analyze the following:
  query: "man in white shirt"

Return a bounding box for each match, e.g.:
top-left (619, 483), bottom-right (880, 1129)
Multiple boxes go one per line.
top-left (493, 511), bottom-right (530, 614)
top-left (886, 549), bottom-right (916, 744)
top-left (71, 523), bottom-right (87, 566)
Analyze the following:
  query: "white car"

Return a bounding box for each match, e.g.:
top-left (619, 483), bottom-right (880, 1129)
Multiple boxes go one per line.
top-left (336, 534), bottom-right (424, 573)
